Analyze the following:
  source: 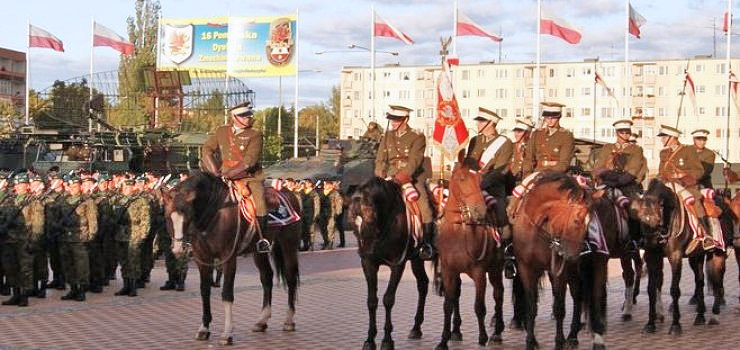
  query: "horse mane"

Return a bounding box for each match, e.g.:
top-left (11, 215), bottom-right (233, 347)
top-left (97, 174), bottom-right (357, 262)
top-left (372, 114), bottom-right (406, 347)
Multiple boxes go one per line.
top-left (359, 177), bottom-right (405, 236)
top-left (533, 171), bottom-right (585, 202)
top-left (177, 170), bottom-right (229, 232)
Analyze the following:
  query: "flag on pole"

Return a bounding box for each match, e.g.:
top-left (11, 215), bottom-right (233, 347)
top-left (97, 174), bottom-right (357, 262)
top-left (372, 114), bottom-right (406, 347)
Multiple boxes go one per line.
top-left (373, 12), bottom-right (414, 45)
top-left (724, 11), bottom-right (731, 33)
top-left (685, 70), bottom-right (697, 114)
top-left (628, 3), bottom-right (647, 39)
top-left (432, 60), bottom-right (468, 155)
top-left (730, 71), bottom-right (740, 111)
top-left (29, 24), bottom-right (64, 52)
top-left (595, 71), bottom-right (616, 99)
top-left (456, 9), bottom-right (502, 42)
top-left (540, 9), bottom-right (581, 44)
top-left (93, 22), bottom-right (135, 55)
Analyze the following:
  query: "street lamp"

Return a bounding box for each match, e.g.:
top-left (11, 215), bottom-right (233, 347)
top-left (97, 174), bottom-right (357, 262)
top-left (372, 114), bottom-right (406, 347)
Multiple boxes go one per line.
top-left (290, 69), bottom-right (323, 158)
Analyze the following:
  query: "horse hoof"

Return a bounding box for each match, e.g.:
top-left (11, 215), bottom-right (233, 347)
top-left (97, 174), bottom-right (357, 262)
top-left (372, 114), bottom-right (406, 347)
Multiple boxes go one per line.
top-left (407, 328), bottom-right (422, 340)
top-left (282, 322), bottom-right (296, 332)
top-left (566, 338), bottom-right (579, 349)
top-left (657, 315), bottom-right (665, 323)
top-left (380, 339), bottom-right (394, 350)
top-left (510, 319), bottom-right (524, 331)
top-left (488, 334), bottom-right (503, 345)
top-left (434, 343), bottom-right (448, 350)
top-left (708, 317), bottom-right (720, 326)
top-left (621, 314), bottom-right (632, 322)
top-left (668, 324), bottom-right (682, 336)
top-left (450, 332), bottom-right (463, 342)
top-left (688, 295), bottom-right (698, 306)
top-left (478, 334), bottom-right (488, 346)
top-left (642, 324), bottom-right (656, 334)
top-left (526, 339), bottom-right (540, 350)
top-left (218, 336), bottom-right (233, 346)
top-left (362, 341), bottom-right (376, 350)
top-left (719, 297), bottom-right (727, 306)
top-left (251, 323), bottom-right (268, 332)
top-left (195, 331), bottom-right (210, 341)
top-left (693, 315), bottom-right (706, 325)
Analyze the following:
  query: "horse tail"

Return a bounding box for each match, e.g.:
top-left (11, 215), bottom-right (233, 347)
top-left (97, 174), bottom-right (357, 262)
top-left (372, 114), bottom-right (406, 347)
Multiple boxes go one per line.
top-left (271, 237), bottom-right (287, 287)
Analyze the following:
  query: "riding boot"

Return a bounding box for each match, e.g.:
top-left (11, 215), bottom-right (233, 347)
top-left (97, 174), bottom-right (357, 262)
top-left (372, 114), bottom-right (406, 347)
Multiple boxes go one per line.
top-left (503, 242), bottom-right (517, 279)
top-left (701, 217), bottom-right (717, 251)
top-left (2, 288), bottom-right (20, 305)
top-left (16, 288), bottom-right (28, 307)
top-left (255, 216), bottom-right (272, 253)
top-left (60, 285), bottom-right (77, 301)
top-left (418, 223), bottom-right (436, 261)
top-left (128, 279), bottom-right (138, 297)
top-left (74, 285), bottom-right (86, 302)
top-left (114, 279), bottom-right (131, 296)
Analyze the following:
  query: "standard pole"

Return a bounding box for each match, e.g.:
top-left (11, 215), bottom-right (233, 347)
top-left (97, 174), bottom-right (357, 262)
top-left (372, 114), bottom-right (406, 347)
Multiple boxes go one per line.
top-left (370, 4), bottom-right (376, 122)
top-left (89, 18), bottom-right (94, 133)
top-left (25, 21), bottom-right (30, 125)
top-left (593, 63), bottom-right (597, 144)
top-left (452, 1), bottom-right (458, 57)
top-left (315, 113), bottom-right (319, 156)
top-left (278, 75), bottom-right (282, 137)
top-left (725, 0), bottom-right (733, 160)
top-left (624, 0), bottom-right (630, 120)
top-left (293, 9), bottom-right (300, 158)
top-left (534, 0), bottom-right (541, 120)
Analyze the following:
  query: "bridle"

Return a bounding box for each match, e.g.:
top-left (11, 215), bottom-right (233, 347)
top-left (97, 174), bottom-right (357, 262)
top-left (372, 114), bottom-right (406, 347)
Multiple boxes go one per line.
top-left (447, 169), bottom-right (488, 226)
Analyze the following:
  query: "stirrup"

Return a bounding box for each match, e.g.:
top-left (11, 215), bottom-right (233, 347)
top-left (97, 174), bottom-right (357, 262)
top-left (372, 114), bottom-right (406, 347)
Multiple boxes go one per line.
top-left (504, 259), bottom-right (517, 279)
top-left (702, 237), bottom-right (716, 251)
top-left (418, 243), bottom-right (435, 261)
top-left (256, 239), bottom-right (272, 253)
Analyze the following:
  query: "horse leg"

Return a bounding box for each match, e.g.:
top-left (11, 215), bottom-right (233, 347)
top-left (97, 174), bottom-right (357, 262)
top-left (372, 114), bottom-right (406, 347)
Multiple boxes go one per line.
top-left (281, 232), bottom-right (300, 332)
top-left (688, 254), bottom-right (706, 325)
top-left (566, 265), bottom-right (582, 348)
top-left (472, 269), bottom-right (489, 346)
top-left (735, 246), bottom-right (740, 303)
top-left (380, 264), bottom-right (405, 350)
top-left (633, 252), bottom-right (643, 304)
top-left (251, 253), bottom-right (273, 332)
top-left (510, 274), bottom-right (526, 330)
top-left (407, 258), bottom-right (428, 340)
top-left (195, 264), bottom-right (213, 341)
top-left (361, 260), bottom-right (379, 350)
top-left (590, 255), bottom-right (609, 350)
top-left (219, 259), bottom-right (237, 346)
top-left (435, 268), bottom-right (456, 350)
top-left (519, 266), bottom-right (539, 350)
top-left (450, 276), bottom-right (462, 341)
top-left (488, 263), bottom-right (505, 344)
top-left (549, 269), bottom-right (567, 350)
top-left (621, 255), bottom-right (635, 321)
top-left (668, 253), bottom-right (683, 335)
top-left (706, 251), bottom-right (726, 325)
top-left (642, 249), bottom-right (661, 333)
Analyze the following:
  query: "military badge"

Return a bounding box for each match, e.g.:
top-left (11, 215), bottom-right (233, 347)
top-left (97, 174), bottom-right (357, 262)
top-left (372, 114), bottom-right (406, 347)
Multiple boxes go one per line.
top-left (679, 158), bottom-right (685, 166)
top-left (162, 24), bottom-right (193, 65)
top-left (265, 18), bottom-right (294, 66)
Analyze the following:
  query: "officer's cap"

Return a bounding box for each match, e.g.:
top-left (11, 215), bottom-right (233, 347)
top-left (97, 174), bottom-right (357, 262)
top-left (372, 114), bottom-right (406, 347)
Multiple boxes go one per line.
top-left (691, 129), bottom-right (710, 138)
top-left (229, 102), bottom-right (253, 118)
top-left (386, 105), bottom-right (413, 120)
top-left (612, 119), bottom-right (633, 132)
top-left (657, 125), bottom-right (681, 137)
top-left (473, 107), bottom-right (502, 123)
top-left (513, 117), bottom-right (535, 131)
top-left (541, 102), bottom-right (565, 118)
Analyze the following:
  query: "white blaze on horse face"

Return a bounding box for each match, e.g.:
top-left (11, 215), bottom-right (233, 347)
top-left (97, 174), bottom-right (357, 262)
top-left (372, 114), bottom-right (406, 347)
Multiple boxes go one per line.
top-left (171, 211), bottom-right (185, 255)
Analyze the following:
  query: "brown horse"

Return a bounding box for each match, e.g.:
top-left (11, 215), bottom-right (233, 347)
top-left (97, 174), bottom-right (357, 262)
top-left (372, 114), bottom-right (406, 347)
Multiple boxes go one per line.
top-left (511, 172), bottom-right (593, 350)
top-left (433, 159), bottom-right (505, 350)
top-left (162, 171), bottom-right (301, 346)
top-left (348, 177), bottom-right (429, 350)
top-left (635, 179), bottom-right (725, 334)
top-left (726, 192), bottom-right (740, 302)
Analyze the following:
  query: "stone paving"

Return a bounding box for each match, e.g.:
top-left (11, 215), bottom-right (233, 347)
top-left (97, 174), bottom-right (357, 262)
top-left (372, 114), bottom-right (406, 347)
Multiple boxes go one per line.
top-left (1, 246), bottom-right (740, 350)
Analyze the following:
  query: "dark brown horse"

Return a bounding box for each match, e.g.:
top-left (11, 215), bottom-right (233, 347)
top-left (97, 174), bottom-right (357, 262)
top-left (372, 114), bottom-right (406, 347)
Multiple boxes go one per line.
top-left (433, 159), bottom-right (505, 350)
top-left (162, 171), bottom-right (301, 346)
top-left (511, 172), bottom-right (593, 350)
top-left (725, 192), bottom-right (740, 302)
top-left (348, 177), bottom-right (429, 350)
top-left (635, 179), bottom-right (725, 335)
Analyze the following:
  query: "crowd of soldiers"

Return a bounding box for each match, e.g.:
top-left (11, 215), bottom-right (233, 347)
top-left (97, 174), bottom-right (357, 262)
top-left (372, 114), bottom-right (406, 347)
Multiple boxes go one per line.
top-left (277, 178), bottom-right (346, 251)
top-left (0, 167), bottom-right (188, 307)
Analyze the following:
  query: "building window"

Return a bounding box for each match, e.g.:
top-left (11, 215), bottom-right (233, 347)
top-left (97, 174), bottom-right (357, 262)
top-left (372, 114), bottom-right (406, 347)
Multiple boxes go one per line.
top-left (716, 106), bottom-right (728, 116)
top-left (565, 108), bottom-right (573, 117)
top-left (582, 67), bottom-right (592, 76)
top-left (477, 69), bottom-right (485, 78)
top-left (424, 89), bottom-right (433, 99)
top-left (495, 109), bottom-right (507, 118)
top-left (383, 72), bottom-right (391, 78)
top-left (696, 64), bottom-right (704, 72)
top-left (516, 89), bottom-right (523, 98)
top-left (566, 68), bottom-right (575, 77)
top-left (398, 90), bottom-right (410, 99)
top-left (717, 63), bottom-right (727, 74)
top-left (658, 107), bottom-right (666, 117)
top-left (581, 108), bottom-right (591, 117)
top-left (659, 66), bottom-right (668, 75)
top-left (715, 85), bottom-right (727, 96)
top-left (582, 87), bottom-right (591, 96)
top-left (658, 87), bottom-right (666, 96)
top-left (461, 90), bottom-right (470, 98)
top-left (515, 108), bottom-right (523, 117)
top-left (461, 70), bottom-right (470, 80)
top-left (548, 88), bottom-right (557, 98)
top-left (383, 90), bottom-right (391, 98)
top-left (496, 69), bottom-right (508, 79)
top-left (699, 107), bottom-right (705, 115)
top-left (601, 107), bottom-right (614, 118)
top-left (696, 85), bottom-right (705, 94)
top-left (477, 89), bottom-right (486, 97)
top-left (426, 108), bottom-right (433, 118)
top-left (549, 68), bottom-right (556, 77)
top-left (495, 89), bottom-right (507, 99)
top-left (565, 88), bottom-right (574, 97)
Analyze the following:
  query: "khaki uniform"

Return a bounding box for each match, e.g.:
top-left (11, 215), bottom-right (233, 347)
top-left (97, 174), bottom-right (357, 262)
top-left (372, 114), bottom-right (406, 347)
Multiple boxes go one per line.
top-left (374, 128), bottom-right (432, 223)
top-left (523, 127), bottom-right (575, 176)
top-left (691, 146), bottom-right (716, 189)
top-left (202, 125), bottom-right (266, 216)
top-left (466, 134), bottom-right (513, 198)
top-left (593, 142), bottom-right (645, 195)
top-left (59, 194), bottom-right (97, 289)
top-left (658, 144), bottom-right (707, 221)
top-left (509, 139), bottom-right (528, 182)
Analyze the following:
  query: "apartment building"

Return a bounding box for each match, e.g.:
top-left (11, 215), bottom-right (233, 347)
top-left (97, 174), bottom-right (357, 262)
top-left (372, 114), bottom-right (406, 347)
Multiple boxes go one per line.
top-left (0, 47), bottom-right (25, 111)
top-left (339, 57), bottom-right (740, 174)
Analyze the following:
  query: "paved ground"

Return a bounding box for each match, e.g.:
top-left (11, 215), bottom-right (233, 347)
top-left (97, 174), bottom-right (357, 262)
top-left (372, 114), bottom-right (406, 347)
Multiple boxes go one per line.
top-left (1, 242), bottom-right (740, 350)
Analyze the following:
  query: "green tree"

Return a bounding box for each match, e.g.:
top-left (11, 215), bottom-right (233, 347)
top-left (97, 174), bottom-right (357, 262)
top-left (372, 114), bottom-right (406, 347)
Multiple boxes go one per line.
top-left (181, 90), bottom-right (225, 132)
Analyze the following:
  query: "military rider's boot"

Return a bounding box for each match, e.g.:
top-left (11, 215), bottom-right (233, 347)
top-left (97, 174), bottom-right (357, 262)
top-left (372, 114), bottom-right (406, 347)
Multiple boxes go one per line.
top-left (503, 242), bottom-right (517, 279)
top-left (2, 288), bottom-right (21, 305)
top-left (418, 223), bottom-right (436, 261)
top-left (701, 217), bottom-right (717, 252)
top-left (256, 216), bottom-right (272, 253)
top-left (128, 279), bottom-right (138, 297)
top-left (114, 279), bottom-right (131, 296)
top-left (60, 285), bottom-right (77, 301)
top-left (16, 288), bottom-right (28, 307)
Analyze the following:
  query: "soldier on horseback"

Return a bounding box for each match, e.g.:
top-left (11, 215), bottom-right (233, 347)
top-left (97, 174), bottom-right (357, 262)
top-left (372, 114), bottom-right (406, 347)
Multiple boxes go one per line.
top-left (201, 102), bottom-right (271, 253)
top-left (374, 105), bottom-right (435, 260)
top-left (656, 125), bottom-right (715, 254)
top-left (689, 129), bottom-right (715, 189)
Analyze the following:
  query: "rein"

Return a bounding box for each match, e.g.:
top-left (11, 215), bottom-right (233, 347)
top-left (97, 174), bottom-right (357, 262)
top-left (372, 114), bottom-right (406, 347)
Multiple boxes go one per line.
top-left (444, 170), bottom-right (491, 262)
top-left (519, 197), bottom-right (582, 277)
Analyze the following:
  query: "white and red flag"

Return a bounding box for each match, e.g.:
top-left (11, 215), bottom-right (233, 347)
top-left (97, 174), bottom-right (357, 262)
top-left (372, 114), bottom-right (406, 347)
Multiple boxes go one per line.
top-left (29, 24), bottom-right (64, 52)
top-left (540, 9), bottom-right (581, 44)
top-left (724, 11), bottom-right (732, 33)
top-left (730, 71), bottom-right (740, 111)
top-left (595, 71), bottom-right (616, 99)
top-left (628, 3), bottom-right (647, 39)
top-left (685, 70), bottom-right (697, 114)
top-left (93, 22), bottom-right (135, 55)
top-left (456, 9), bottom-right (502, 42)
top-left (373, 12), bottom-right (414, 45)
top-left (432, 60), bottom-right (468, 155)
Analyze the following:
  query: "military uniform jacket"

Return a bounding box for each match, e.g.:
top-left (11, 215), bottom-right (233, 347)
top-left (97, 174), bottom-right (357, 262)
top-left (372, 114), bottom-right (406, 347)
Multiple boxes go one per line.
top-left (301, 189), bottom-right (320, 222)
top-left (127, 196), bottom-right (151, 243)
top-left (658, 144), bottom-right (704, 188)
top-left (523, 127), bottom-right (575, 175)
top-left (374, 128), bottom-right (427, 182)
top-left (24, 195), bottom-right (46, 243)
top-left (329, 190), bottom-right (344, 217)
top-left (44, 191), bottom-right (64, 239)
top-left (4, 194), bottom-right (31, 243)
top-left (59, 194), bottom-right (98, 243)
top-left (509, 140), bottom-right (528, 180)
top-left (202, 125), bottom-right (264, 179)
top-left (690, 145), bottom-right (716, 189)
top-left (593, 142), bottom-right (645, 179)
top-left (93, 191), bottom-right (113, 239)
top-left (467, 134), bottom-right (513, 174)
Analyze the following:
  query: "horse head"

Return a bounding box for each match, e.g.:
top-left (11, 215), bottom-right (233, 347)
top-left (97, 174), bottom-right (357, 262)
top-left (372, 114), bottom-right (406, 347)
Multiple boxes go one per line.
top-left (349, 177), bottom-right (405, 255)
top-left (629, 193), bottom-right (662, 230)
top-left (447, 157), bottom-right (487, 223)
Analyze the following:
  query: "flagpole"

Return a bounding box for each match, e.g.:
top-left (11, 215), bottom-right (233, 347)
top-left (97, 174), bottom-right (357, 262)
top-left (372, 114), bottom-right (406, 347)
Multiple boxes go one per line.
top-left (294, 8), bottom-right (300, 158)
top-left (675, 61), bottom-right (691, 129)
top-left (156, 15), bottom-right (162, 128)
top-left (25, 21), bottom-right (30, 125)
top-left (498, 25), bottom-right (503, 63)
top-left (370, 4), bottom-right (376, 122)
top-left (535, 0), bottom-right (541, 121)
top-left (726, 0), bottom-right (733, 160)
top-left (89, 18), bottom-right (94, 133)
top-left (452, 1), bottom-right (458, 57)
top-left (624, 0), bottom-right (630, 122)
top-left (593, 63), bottom-right (597, 144)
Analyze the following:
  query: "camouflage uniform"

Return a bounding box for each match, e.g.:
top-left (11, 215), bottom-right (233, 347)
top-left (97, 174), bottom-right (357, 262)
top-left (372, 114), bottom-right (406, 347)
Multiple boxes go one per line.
top-left (0, 186), bottom-right (10, 295)
top-left (300, 187), bottom-right (320, 251)
top-left (44, 189), bottom-right (66, 289)
top-left (58, 192), bottom-right (97, 301)
top-left (1, 192), bottom-right (34, 306)
top-left (27, 192), bottom-right (47, 297)
top-left (317, 186), bottom-right (343, 249)
top-left (113, 193), bottom-right (150, 297)
top-left (139, 188), bottom-right (161, 287)
top-left (90, 190), bottom-right (113, 292)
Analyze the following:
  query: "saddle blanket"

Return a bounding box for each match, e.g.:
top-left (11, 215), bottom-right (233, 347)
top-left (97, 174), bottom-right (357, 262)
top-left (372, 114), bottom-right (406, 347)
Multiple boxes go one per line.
top-left (267, 191), bottom-right (301, 228)
top-left (584, 211), bottom-right (609, 255)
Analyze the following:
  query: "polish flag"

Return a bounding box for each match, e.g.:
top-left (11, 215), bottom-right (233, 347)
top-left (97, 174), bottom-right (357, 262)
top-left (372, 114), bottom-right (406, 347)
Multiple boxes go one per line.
top-left (685, 70), bottom-right (697, 114)
top-left (456, 9), bottom-right (502, 42)
top-left (628, 3), bottom-right (647, 39)
top-left (93, 22), bottom-right (135, 55)
top-left (595, 71), bottom-right (615, 99)
top-left (29, 25), bottom-right (64, 52)
top-left (540, 9), bottom-right (581, 44)
top-left (724, 11), bottom-right (731, 33)
top-left (373, 12), bottom-right (414, 45)
top-left (433, 60), bottom-right (468, 155)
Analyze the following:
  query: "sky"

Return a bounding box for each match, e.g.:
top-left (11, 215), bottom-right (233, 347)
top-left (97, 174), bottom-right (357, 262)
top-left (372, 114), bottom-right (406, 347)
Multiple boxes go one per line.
top-left (3, 0), bottom-right (740, 109)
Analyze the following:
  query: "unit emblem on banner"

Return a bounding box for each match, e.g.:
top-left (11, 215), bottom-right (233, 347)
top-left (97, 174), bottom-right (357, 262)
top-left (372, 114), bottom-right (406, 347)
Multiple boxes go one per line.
top-left (162, 24), bottom-right (193, 65)
top-left (265, 18), bottom-right (294, 66)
